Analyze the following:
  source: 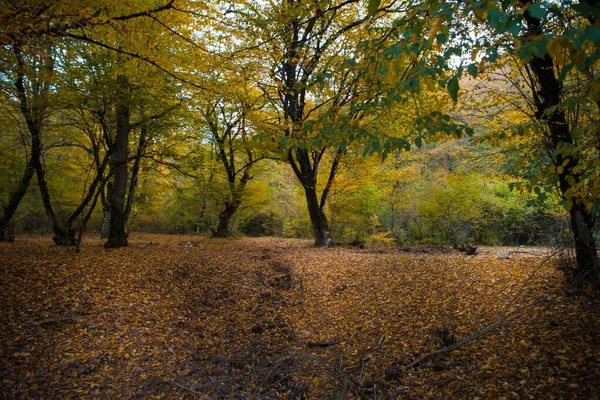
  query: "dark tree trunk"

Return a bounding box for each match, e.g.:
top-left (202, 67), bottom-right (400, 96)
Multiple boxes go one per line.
top-left (288, 147), bottom-right (338, 247)
top-left (277, 12), bottom-right (342, 247)
top-left (0, 156), bottom-right (36, 241)
top-left (206, 102), bottom-right (256, 238)
top-left (570, 204), bottom-right (598, 280)
top-left (0, 219), bottom-right (14, 242)
top-left (31, 129), bottom-right (75, 245)
top-left (523, 5), bottom-right (598, 280)
top-left (100, 182), bottom-right (112, 239)
top-left (105, 75), bottom-right (130, 249)
top-left (213, 202), bottom-right (240, 237)
top-left (304, 185), bottom-right (333, 247)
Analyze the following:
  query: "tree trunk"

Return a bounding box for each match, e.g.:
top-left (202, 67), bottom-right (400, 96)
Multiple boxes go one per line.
top-left (288, 147), bottom-right (336, 247)
top-left (104, 75), bottom-right (130, 249)
top-left (304, 185), bottom-right (333, 247)
top-left (213, 202), bottom-right (240, 237)
top-left (13, 43), bottom-right (74, 245)
top-left (100, 182), bottom-right (112, 239)
top-left (569, 204), bottom-right (598, 280)
top-left (523, 5), bottom-right (598, 280)
top-left (0, 156), bottom-right (36, 241)
top-left (124, 125), bottom-right (147, 226)
top-left (29, 114), bottom-right (75, 245)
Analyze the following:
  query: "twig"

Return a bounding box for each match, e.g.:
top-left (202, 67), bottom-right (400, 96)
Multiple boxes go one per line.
top-left (404, 322), bottom-right (501, 369)
top-left (401, 250), bottom-right (568, 369)
top-left (258, 372), bottom-right (292, 395)
top-left (500, 249), bottom-right (562, 318)
top-left (172, 381), bottom-right (208, 398)
top-left (344, 334), bottom-right (385, 371)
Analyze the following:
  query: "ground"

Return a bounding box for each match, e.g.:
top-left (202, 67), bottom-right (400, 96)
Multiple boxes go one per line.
top-left (0, 234), bottom-right (598, 399)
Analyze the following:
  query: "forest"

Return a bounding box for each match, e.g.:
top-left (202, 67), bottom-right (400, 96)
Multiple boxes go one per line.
top-left (0, 0), bottom-right (599, 398)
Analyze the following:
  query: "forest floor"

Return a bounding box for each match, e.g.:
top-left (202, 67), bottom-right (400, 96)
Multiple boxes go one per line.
top-left (0, 234), bottom-right (598, 399)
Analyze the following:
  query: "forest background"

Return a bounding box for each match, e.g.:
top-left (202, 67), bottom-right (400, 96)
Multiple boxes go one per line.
top-left (0, 0), bottom-right (598, 277)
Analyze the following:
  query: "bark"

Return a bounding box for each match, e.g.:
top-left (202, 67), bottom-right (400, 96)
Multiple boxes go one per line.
top-left (523, 4), bottom-right (598, 280)
top-left (213, 202), bottom-right (240, 237)
top-left (0, 156), bottom-right (36, 241)
top-left (288, 148), bottom-right (334, 247)
top-left (100, 182), bottom-right (112, 239)
top-left (304, 185), bottom-right (333, 247)
top-left (75, 176), bottom-right (107, 253)
top-left (104, 75), bottom-right (130, 249)
top-left (31, 129), bottom-right (75, 245)
top-left (212, 157), bottom-right (252, 238)
top-left (276, 8), bottom-right (343, 247)
top-left (569, 205), bottom-right (598, 280)
top-left (212, 165), bottom-right (252, 237)
top-left (124, 124), bottom-right (148, 227)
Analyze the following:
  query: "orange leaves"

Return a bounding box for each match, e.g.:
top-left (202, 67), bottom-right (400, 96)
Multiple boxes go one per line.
top-left (0, 235), bottom-right (598, 398)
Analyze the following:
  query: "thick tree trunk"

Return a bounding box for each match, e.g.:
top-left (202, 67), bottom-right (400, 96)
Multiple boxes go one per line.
top-left (0, 156), bottom-right (36, 241)
top-left (569, 204), bottom-right (598, 280)
top-left (288, 147), bottom-right (336, 247)
top-left (304, 185), bottom-right (333, 247)
top-left (213, 202), bottom-right (240, 237)
top-left (0, 219), bottom-right (14, 242)
top-left (523, 5), bottom-right (598, 280)
top-left (105, 75), bottom-right (130, 249)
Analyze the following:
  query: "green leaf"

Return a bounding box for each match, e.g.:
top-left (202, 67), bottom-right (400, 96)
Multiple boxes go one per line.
top-left (279, 135), bottom-right (288, 151)
top-left (564, 200), bottom-right (573, 211)
top-left (447, 76), bottom-right (459, 102)
top-left (518, 39), bottom-right (547, 62)
top-left (584, 26), bottom-right (600, 44)
top-left (467, 64), bottom-right (478, 78)
top-left (367, 0), bottom-right (381, 16)
top-left (415, 136), bottom-right (423, 148)
top-left (572, 2), bottom-right (596, 19)
top-left (527, 3), bottom-right (547, 20)
top-left (506, 18), bottom-right (522, 37)
top-left (487, 8), bottom-right (507, 30)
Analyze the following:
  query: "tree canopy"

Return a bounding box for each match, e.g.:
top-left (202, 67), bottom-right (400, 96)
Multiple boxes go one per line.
top-left (0, 0), bottom-right (598, 276)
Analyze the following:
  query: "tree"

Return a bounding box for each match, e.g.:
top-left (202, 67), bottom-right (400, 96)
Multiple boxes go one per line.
top-left (0, 92), bottom-right (35, 241)
top-left (372, 0), bottom-right (599, 279)
top-left (0, 0), bottom-right (194, 245)
top-left (104, 73), bottom-right (130, 247)
top-left (224, 0), bottom-right (410, 246)
top-left (520, 0), bottom-right (599, 279)
top-left (200, 94), bottom-right (265, 237)
top-left (0, 0), bottom-right (176, 46)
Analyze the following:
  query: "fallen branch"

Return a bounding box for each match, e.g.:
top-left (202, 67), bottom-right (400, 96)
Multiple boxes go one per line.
top-left (307, 340), bottom-right (338, 348)
top-left (172, 381), bottom-right (208, 398)
top-left (345, 334), bottom-right (385, 370)
top-left (27, 314), bottom-right (83, 327)
top-left (403, 250), bottom-right (565, 369)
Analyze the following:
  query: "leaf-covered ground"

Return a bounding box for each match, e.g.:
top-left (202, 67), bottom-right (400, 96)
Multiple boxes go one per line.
top-left (1, 235), bottom-right (598, 399)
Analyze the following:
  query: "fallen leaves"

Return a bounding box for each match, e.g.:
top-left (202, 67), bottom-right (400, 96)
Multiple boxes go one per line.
top-left (0, 235), bottom-right (598, 398)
